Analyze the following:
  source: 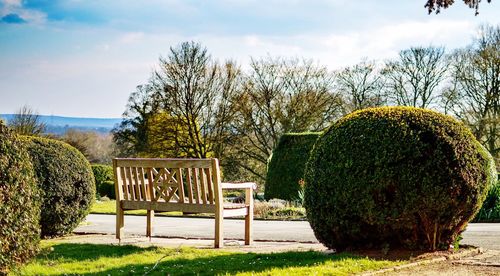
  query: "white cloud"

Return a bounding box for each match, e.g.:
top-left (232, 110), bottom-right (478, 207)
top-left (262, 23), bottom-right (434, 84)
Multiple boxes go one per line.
top-left (1, 0), bottom-right (46, 24)
top-left (1, 0), bottom-right (21, 7)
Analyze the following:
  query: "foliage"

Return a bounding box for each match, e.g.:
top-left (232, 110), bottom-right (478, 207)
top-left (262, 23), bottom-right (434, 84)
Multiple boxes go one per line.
top-left (60, 129), bottom-right (115, 164)
top-left (145, 112), bottom-right (192, 158)
top-left (305, 107), bottom-right (496, 251)
top-left (473, 176), bottom-right (500, 222)
top-left (151, 41), bottom-right (240, 159)
top-left (114, 42), bottom-right (239, 160)
top-left (23, 136), bottom-right (96, 238)
top-left (425, 0), bottom-right (492, 14)
top-left (114, 26), bottom-right (500, 188)
top-left (98, 180), bottom-right (116, 200)
top-left (113, 84), bottom-right (161, 157)
top-left (7, 105), bottom-right (46, 136)
top-left (0, 123), bottom-right (40, 274)
top-left (265, 132), bottom-right (321, 201)
top-left (18, 242), bottom-right (403, 276)
top-left (91, 164), bottom-right (115, 199)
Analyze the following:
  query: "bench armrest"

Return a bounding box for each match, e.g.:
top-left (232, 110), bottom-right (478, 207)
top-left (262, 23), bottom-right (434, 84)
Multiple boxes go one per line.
top-left (221, 182), bottom-right (257, 190)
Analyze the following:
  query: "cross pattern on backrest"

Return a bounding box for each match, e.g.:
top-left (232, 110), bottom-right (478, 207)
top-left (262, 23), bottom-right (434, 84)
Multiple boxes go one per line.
top-left (152, 168), bottom-right (180, 202)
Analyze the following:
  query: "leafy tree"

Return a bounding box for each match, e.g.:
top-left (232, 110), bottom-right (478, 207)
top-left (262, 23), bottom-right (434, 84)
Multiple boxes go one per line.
top-left (231, 57), bottom-right (342, 180)
top-left (145, 112), bottom-right (191, 158)
top-left (113, 84), bottom-right (161, 157)
top-left (8, 105), bottom-right (46, 136)
top-left (335, 59), bottom-right (386, 113)
top-left (383, 46), bottom-right (448, 109)
top-left (446, 25), bottom-right (500, 164)
top-left (425, 0), bottom-right (492, 14)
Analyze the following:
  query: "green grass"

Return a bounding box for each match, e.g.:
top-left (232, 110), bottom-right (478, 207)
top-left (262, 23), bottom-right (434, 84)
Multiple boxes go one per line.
top-left (15, 241), bottom-right (404, 275)
top-left (91, 200), bottom-right (182, 216)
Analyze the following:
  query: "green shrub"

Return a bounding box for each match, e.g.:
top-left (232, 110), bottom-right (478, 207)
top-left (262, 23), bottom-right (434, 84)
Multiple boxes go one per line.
top-left (98, 180), bottom-right (116, 200)
top-left (0, 123), bottom-right (40, 274)
top-left (474, 175), bottom-right (500, 222)
top-left (265, 133), bottom-right (321, 201)
top-left (92, 164), bottom-right (115, 199)
top-left (23, 136), bottom-right (96, 238)
top-left (304, 107), bottom-right (496, 251)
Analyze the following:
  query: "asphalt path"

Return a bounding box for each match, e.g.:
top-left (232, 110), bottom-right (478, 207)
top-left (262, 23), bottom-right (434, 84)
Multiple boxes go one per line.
top-left (76, 214), bottom-right (500, 249)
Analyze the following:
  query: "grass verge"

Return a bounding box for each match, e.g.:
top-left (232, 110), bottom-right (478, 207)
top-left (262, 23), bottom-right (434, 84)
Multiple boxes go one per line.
top-left (16, 241), bottom-right (404, 275)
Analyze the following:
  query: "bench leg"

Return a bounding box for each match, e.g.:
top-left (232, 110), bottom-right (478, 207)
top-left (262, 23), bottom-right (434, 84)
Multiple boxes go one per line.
top-left (215, 211), bottom-right (223, 248)
top-left (147, 210), bottom-right (154, 241)
top-left (116, 202), bottom-right (124, 242)
top-left (244, 188), bottom-right (253, 245)
top-left (245, 206), bottom-right (253, 245)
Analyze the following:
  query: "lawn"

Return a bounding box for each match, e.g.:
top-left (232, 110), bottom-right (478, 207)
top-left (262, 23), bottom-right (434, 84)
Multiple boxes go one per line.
top-left (16, 241), bottom-right (404, 275)
top-left (91, 200), bottom-right (182, 216)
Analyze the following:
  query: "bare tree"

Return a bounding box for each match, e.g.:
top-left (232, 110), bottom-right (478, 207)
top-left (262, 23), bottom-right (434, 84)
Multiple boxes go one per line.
top-left (231, 57), bottom-right (342, 180)
top-left (152, 41), bottom-right (241, 159)
top-left (425, 0), bottom-right (492, 14)
top-left (335, 59), bottom-right (386, 113)
top-left (446, 25), bottom-right (499, 162)
top-left (383, 46), bottom-right (448, 108)
top-left (8, 105), bottom-right (46, 136)
top-left (61, 129), bottom-right (115, 164)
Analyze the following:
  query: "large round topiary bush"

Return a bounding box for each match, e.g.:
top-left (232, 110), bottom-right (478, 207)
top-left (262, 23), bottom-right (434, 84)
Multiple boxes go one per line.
top-left (0, 123), bottom-right (40, 273)
top-left (304, 107), bottom-right (497, 251)
top-left (23, 136), bottom-right (95, 237)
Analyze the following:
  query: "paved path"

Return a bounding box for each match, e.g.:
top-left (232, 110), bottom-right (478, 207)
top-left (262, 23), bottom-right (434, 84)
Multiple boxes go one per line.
top-left (76, 214), bottom-right (500, 249)
top-left (76, 214), bottom-right (316, 242)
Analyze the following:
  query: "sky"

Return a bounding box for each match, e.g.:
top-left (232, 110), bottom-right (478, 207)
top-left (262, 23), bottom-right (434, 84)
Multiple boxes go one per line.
top-left (0, 0), bottom-right (499, 118)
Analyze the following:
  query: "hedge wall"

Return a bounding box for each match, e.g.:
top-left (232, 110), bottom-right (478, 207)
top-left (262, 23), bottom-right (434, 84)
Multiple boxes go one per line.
top-left (92, 164), bottom-right (115, 199)
top-left (265, 132), bottom-right (321, 201)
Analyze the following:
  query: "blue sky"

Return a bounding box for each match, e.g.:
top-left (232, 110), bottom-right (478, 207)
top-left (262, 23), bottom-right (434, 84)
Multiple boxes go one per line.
top-left (1, 0), bottom-right (499, 118)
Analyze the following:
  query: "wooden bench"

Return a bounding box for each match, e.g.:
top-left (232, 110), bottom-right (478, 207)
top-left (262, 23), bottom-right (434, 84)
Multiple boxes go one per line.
top-left (113, 158), bottom-right (255, 248)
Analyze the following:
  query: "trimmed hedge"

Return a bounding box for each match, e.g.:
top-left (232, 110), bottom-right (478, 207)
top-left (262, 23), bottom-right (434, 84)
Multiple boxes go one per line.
top-left (92, 164), bottom-right (115, 199)
top-left (304, 107), bottom-right (496, 251)
top-left (265, 133), bottom-right (321, 201)
top-left (474, 175), bottom-right (500, 222)
top-left (98, 180), bottom-right (116, 199)
top-left (0, 123), bottom-right (40, 274)
top-left (23, 136), bottom-right (95, 238)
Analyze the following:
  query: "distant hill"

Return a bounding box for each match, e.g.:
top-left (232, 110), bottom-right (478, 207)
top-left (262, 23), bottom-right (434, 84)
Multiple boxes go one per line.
top-left (0, 114), bottom-right (122, 135)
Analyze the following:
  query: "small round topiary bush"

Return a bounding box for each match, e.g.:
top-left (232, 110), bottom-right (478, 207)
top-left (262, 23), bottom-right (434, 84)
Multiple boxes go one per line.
top-left (23, 136), bottom-right (95, 238)
top-left (304, 107), bottom-right (497, 251)
top-left (0, 123), bottom-right (40, 274)
top-left (265, 133), bottom-right (321, 201)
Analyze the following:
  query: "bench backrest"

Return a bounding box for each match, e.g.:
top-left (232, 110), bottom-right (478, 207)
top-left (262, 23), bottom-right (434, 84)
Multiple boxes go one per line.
top-left (113, 158), bottom-right (222, 206)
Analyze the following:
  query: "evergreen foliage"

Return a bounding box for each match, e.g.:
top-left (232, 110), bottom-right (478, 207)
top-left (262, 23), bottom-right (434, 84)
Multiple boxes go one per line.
top-left (265, 133), bottom-right (321, 201)
top-left (0, 123), bottom-right (40, 273)
top-left (305, 107), bottom-right (496, 251)
top-left (23, 136), bottom-right (95, 237)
